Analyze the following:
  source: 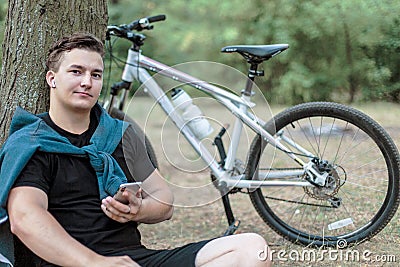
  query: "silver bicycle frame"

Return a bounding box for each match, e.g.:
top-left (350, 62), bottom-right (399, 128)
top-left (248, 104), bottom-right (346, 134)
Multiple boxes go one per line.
top-left (121, 49), bottom-right (317, 189)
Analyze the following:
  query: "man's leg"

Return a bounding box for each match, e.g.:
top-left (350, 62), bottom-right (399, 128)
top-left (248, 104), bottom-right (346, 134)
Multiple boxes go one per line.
top-left (195, 233), bottom-right (272, 267)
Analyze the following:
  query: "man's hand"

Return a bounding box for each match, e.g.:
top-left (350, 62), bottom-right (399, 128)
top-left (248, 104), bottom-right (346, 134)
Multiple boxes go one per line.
top-left (101, 189), bottom-right (142, 223)
top-left (101, 170), bottom-right (174, 224)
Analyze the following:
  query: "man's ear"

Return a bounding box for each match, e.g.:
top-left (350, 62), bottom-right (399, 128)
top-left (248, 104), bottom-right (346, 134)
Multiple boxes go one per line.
top-left (46, 71), bottom-right (56, 88)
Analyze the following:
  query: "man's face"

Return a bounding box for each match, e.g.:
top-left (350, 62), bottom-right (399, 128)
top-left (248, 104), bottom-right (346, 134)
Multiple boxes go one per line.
top-left (49, 48), bottom-right (103, 112)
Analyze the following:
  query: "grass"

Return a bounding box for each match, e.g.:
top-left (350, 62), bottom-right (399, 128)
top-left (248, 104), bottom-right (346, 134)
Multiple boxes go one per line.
top-left (125, 96), bottom-right (400, 266)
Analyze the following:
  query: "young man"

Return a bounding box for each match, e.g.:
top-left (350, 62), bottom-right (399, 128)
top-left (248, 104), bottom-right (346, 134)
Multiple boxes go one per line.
top-left (1, 33), bottom-right (272, 267)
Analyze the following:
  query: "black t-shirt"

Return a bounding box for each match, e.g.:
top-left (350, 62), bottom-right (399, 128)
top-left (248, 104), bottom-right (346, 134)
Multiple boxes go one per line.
top-left (12, 107), bottom-right (155, 264)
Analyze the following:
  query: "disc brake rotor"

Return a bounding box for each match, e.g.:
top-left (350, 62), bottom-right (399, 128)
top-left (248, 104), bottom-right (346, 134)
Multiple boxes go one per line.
top-left (304, 166), bottom-right (344, 200)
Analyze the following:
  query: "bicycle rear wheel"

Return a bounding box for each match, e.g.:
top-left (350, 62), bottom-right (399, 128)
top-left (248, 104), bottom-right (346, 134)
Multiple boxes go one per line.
top-left (246, 102), bottom-right (400, 247)
top-left (110, 108), bottom-right (158, 169)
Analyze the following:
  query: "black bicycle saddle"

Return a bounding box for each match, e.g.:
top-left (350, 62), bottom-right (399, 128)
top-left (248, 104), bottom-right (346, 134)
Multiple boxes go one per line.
top-left (221, 44), bottom-right (289, 63)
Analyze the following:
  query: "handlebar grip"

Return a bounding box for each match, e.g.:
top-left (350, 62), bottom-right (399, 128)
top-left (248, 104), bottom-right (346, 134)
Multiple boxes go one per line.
top-left (147, 14), bottom-right (166, 23)
top-left (126, 14), bottom-right (166, 31)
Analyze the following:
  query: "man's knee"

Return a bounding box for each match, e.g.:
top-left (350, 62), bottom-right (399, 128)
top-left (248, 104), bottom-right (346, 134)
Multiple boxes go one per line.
top-left (242, 232), bottom-right (267, 245)
top-left (238, 233), bottom-right (271, 266)
top-left (195, 233), bottom-right (272, 267)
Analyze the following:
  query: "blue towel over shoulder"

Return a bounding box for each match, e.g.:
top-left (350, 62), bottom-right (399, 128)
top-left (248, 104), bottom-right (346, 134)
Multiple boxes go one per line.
top-left (0, 104), bottom-right (129, 266)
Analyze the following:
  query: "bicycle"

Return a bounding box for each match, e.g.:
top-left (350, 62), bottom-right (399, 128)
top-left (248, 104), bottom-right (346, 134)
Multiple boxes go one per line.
top-left (102, 14), bottom-right (400, 248)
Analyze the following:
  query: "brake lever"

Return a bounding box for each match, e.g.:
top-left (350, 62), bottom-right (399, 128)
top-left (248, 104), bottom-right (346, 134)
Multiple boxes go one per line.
top-left (138, 18), bottom-right (150, 29)
top-left (107, 25), bottom-right (129, 38)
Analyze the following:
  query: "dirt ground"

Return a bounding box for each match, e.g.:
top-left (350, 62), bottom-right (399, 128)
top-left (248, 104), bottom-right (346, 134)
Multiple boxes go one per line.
top-left (125, 97), bottom-right (400, 267)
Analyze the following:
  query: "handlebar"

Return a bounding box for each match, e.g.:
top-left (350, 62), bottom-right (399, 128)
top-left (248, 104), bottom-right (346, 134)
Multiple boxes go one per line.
top-left (107, 14), bottom-right (166, 41)
top-left (104, 15), bottom-right (166, 103)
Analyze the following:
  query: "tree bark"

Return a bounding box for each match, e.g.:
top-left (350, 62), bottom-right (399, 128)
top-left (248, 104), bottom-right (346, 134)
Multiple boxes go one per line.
top-left (0, 0), bottom-right (108, 145)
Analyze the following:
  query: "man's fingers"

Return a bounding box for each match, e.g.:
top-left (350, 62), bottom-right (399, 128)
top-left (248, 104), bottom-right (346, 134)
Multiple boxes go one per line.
top-left (101, 203), bottom-right (130, 223)
top-left (101, 193), bottom-right (142, 222)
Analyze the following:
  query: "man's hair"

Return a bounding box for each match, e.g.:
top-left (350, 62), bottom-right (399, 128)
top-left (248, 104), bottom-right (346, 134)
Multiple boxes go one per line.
top-left (46, 32), bottom-right (105, 71)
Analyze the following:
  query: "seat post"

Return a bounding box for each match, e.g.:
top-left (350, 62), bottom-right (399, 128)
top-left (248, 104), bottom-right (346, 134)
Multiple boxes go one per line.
top-left (243, 63), bottom-right (262, 96)
top-left (248, 63), bottom-right (259, 81)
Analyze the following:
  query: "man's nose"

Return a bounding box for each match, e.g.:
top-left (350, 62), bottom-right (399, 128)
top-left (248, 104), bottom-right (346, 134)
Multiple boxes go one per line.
top-left (81, 73), bottom-right (92, 88)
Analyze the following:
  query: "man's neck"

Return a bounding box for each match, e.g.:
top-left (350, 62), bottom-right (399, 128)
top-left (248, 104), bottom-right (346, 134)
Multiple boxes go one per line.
top-left (48, 107), bottom-right (91, 135)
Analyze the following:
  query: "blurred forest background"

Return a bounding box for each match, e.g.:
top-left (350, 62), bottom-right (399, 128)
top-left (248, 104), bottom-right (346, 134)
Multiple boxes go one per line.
top-left (0, 0), bottom-right (399, 105)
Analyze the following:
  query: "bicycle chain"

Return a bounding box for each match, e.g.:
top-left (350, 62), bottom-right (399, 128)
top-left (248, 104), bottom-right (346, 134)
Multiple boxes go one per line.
top-left (263, 195), bottom-right (336, 208)
top-left (249, 167), bottom-right (346, 208)
top-left (239, 189), bottom-right (336, 208)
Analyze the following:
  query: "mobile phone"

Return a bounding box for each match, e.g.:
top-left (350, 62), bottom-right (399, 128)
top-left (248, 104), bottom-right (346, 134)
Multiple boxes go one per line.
top-left (113, 182), bottom-right (142, 204)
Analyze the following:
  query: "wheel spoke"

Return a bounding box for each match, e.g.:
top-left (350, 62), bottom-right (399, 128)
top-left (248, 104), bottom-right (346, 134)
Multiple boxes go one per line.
top-left (248, 102), bottom-right (400, 247)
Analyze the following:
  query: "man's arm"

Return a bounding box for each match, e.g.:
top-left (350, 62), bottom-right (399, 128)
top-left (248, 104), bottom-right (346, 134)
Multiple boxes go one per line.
top-left (8, 186), bottom-right (139, 267)
top-left (101, 169), bottom-right (174, 224)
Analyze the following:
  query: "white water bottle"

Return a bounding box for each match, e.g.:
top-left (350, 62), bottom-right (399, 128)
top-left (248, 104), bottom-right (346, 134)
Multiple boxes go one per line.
top-left (171, 88), bottom-right (214, 139)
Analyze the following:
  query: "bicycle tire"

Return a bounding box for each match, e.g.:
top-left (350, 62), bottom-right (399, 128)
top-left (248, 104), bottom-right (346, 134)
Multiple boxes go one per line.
top-left (110, 108), bottom-right (159, 169)
top-left (245, 102), bottom-right (400, 247)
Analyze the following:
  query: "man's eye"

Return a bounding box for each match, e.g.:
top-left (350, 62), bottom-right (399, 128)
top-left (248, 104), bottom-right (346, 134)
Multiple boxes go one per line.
top-left (93, 73), bottom-right (102, 79)
top-left (71, 70), bottom-right (81, 74)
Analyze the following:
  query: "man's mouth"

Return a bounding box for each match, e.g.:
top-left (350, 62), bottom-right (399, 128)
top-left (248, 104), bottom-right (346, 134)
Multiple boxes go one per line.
top-left (74, 91), bottom-right (93, 97)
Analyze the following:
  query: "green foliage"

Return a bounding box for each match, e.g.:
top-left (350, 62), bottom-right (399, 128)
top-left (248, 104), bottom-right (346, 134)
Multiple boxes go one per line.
top-left (105, 0), bottom-right (399, 104)
top-left (361, 16), bottom-right (400, 102)
top-left (2, 1), bottom-right (399, 104)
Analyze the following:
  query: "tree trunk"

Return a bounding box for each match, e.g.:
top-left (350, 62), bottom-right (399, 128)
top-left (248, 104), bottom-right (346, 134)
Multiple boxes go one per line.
top-left (0, 0), bottom-right (108, 145)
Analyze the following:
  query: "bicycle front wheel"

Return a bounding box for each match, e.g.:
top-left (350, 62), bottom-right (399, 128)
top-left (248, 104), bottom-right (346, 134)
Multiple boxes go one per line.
top-left (246, 102), bottom-right (400, 247)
